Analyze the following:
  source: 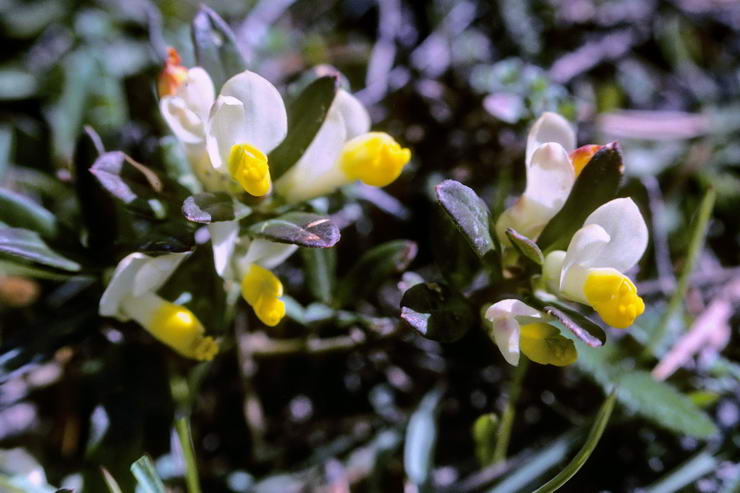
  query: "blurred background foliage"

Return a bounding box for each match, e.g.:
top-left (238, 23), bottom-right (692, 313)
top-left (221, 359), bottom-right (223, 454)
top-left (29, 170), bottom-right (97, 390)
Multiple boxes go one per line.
top-left (0, 0), bottom-right (739, 491)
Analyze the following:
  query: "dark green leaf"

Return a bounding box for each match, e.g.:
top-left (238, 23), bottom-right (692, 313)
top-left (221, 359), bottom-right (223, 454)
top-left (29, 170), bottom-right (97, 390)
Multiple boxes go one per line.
top-left (400, 282), bottom-right (474, 342)
top-left (505, 227), bottom-right (544, 265)
top-left (182, 192), bottom-right (251, 223)
top-left (0, 228), bottom-right (80, 271)
top-left (532, 393), bottom-right (616, 493)
top-left (543, 304), bottom-right (605, 347)
top-left (404, 387), bottom-right (444, 486)
top-left (301, 247), bottom-right (336, 305)
top-left (269, 76), bottom-right (340, 180)
top-left (537, 143), bottom-right (623, 252)
top-left (435, 179), bottom-right (496, 260)
top-left (337, 240), bottom-right (417, 308)
top-left (248, 212), bottom-right (340, 248)
top-left (191, 5), bottom-right (247, 89)
top-left (0, 189), bottom-right (58, 239)
top-left (90, 151), bottom-right (165, 217)
top-left (130, 456), bottom-right (166, 493)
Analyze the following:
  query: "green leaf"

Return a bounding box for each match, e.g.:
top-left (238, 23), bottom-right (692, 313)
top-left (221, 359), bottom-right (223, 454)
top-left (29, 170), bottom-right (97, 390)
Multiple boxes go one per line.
top-left (0, 228), bottom-right (80, 271)
top-left (0, 189), bottom-right (58, 239)
top-left (435, 179), bottom-right (496, 260)
top-left (90, 151), bottom-right (165, 217)
top-left (269, 76), bottom-right (340, 180)
top-left (248, 212), bottom-right (340, 248)
top-left (0, 124), bottom-right (12, 182)
top-left (191, 5), bottom-right (247, 89)
top-left (532, 393), bottom-right (616, 493)
top-left (473, 413), bottom-right (500, 466)
top-left (404, 387), bottom-right (444, 487)
top-left (0, 259), bottom-right (78, 280)
top-left (505, 227), bottom-right (544, 265)
top-left (101, 468), bottom-right (123, 493)
top-left (537, 143), bottom-right (624, 252)
top-left (644, 451), bottom-right (717, 493)
top-left (175, 417), bottom-right (202, 493)
top-left (543, 304), bottom-right (605, 347)
top-left (337, 240), bottom-right (417, 308)
top-left (301, 247), bottom-right (336, 305)
top-left (182, 192), bottom-right (251, 223)
top-left (400, 282), bottom-right (474, 342)
top-left (130, 456), bottom-right (166, 493)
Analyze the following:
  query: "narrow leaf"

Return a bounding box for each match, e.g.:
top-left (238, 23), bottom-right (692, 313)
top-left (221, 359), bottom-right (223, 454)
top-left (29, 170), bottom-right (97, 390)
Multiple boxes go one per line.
top-left (400, 282), bottom-right (474, 342)
top-left (175, 417), bottom-right (202, 493)
top-left (269, 76), bottom-right (339, 180)
top-left (544, 305), bottom-right (605, 347)
top-left (90, 151), bottom-right (164, 217)
top-left (182, 192), bottom-right (251, 223)
top-left (532, 393), bottom-right (616, 493)
top-left (404, 387), bottom-right (444, 486)
top-left (130, 456), bottom-right (166, 493)
top-left (100, 468), bottom-right (123, 493)
top-left (191, 6), bottom-right (247, 89)
top-left (0, 189), bottom-right (58, 239)
top-left (301, 247), bottom-right (336, 305)
top-left (644, 451), bottom-right (717, 493)
top-left (337, 240), bottom-right (417, 308)
top-left (0, 228), bottom-right (80, 271)
top-left (537, 142), bottom-right (623, 252)
top-left (435, 179), bottom-right (496, 260)
top-left (248, 212), bottom-right (340, 247)
top-left (505, 227), bottom-right (544, 265)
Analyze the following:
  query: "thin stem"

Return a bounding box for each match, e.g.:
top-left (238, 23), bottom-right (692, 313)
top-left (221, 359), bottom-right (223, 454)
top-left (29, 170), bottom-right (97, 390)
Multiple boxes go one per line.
top-left (492, 358), bottom-right (529, 464)
top-left (175, 417), bottom-right (202, 493)
top-left (647, 187), bottom-right (715, 354)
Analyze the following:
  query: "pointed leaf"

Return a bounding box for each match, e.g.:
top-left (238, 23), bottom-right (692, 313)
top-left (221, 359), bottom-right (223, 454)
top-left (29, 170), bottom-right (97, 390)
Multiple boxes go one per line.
top-left (506, 227), bottom-right (544, 265)
top-left (400, 282), bottom-right (474, 342)
top-left (0, 228), bottom-right (80, 271)
top-left (404, 387), bottom-right (444, 486)
top-left (191, 5), bottom-right (247, 89)
top-left (182, 192), bottom-right (251, 223)
top-left (248, 212), bottom-right (339, 248)
top-left (131, 456), bottom-right (166, 493)
top-left (537, 142), bottom-right (624, 252)
top-left (435, 179), bottom-right (496, 260)
top-left (90, 151), bottom-right (164, 217)
top-left (301, 247), bottom-right (336, 305)
top-left (268, 76), bottom-right (340, 179)
top-left (0, 189), bottom-right (58, 239)
top-left (543, 305), bottom-right (605, 347)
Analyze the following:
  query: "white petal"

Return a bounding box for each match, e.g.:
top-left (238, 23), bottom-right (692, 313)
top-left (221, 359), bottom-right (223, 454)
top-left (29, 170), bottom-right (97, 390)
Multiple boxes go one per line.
top-left (485, 299), bottom-right (542, 322)
top-left (242, 238), bottom-right (298, 270)
top-left (99, 253), bottom-right (149, 320)
top-left (205, 96), bottom-right (250, 170)
top-left (582, 198), bottom-right (649, 273)
top-left (543, 250), bottom-right (566, 292)
top-left (492, 317), bottom-right (521, 366)
top-left (132, 252), bottom-right (190, 297)
top-left (208, 221), bottom-right (239, 278)
top-left (334, 89), bottom-right (371, 139)
top-left (274, 103), bottom-right (348, 203)
top-left (160, 97), bottom-right (206, 144)
top-left (526, 112), bottom-right (576, 166)
top-left (524, 142), bottom-right (575, 212)
top-left (559, 223), bottom-right (610, 301)
top-left (179, 67), bottom-right (215, 119)
top-left (219, 70), bottom-right (288, 152)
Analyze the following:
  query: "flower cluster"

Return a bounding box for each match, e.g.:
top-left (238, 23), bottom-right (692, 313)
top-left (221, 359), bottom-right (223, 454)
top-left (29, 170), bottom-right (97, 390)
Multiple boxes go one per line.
top-left (97, 48), bottom-right (411, 360)
top-left (486, 113), bottom-right (648, 367)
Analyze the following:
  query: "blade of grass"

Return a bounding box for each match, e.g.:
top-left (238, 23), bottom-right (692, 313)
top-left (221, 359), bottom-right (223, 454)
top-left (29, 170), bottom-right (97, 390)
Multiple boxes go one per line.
top-left (643, 450), bottom-right (717, 493)
top-left (646, 187), bottom-right (715, 354)
top-left (130, 455), bottom-right (166, 493)
top-left (176, 416), bottom-right (202, 493)
top-left (531, 392), bottom-right (616, 493)
top-left (100, 467), bottom-right (123, 493)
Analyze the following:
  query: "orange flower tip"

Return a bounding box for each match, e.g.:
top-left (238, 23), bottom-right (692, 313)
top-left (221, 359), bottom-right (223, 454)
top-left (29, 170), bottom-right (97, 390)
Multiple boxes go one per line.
top-left (569, 144), bottom-right (603, 177)
top-left (158, 47), bottom-right (189, 98)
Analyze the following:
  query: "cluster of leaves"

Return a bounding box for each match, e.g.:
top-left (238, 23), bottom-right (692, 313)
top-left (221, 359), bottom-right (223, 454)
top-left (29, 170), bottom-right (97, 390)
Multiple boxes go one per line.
top-left (0, 0), bottom-right (739, 492)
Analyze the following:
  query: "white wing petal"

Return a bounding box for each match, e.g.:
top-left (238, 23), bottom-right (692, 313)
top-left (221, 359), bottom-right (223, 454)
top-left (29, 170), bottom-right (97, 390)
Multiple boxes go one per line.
top-left (583, 198), bottom-right (649, 273)
top-left (526, 112), bottom-right (576, 166)
top-left (208, 220), bottom-right (240, 278)
top-left (205, 96), bottom-right (250, 170)
top-left (334, 89), bottom-right (371, 139)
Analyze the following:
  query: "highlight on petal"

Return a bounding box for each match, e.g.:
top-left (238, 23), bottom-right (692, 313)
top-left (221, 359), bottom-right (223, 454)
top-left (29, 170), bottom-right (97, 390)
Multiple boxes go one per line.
top-left (144, 298), bottom-right (218, 361)
top-left (525, 112), bottom-right (576, 166)
top-left (219, 70), bottom-right (288, 153)
top-left (583, 267), bottom-right (645, 329)
top-left (208, 221), bottom-right (239, 278)
top-left (160, 97), bottom-right (207, 144)
top-left (179, 67), bottom-right (215, 119)
top-left (205, 96), bottom-right (250, 170)
top-left (241, 264), bottom-right (286, 327)
top-left (334, 89), bottom-right (371, 140)
top-left (339, 132), bottom-right (411, 187)
top-left (582, 198), bottom-right (649, 273)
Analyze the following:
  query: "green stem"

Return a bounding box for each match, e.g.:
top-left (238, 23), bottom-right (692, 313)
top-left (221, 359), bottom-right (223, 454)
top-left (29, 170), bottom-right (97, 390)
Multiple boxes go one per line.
top-left (646, 187), bottom-right (715, 354)
top-left (493, 358), bottom-right (529, 463)
top-left (175, 416), bottom-right (202, 493)
top-left (531, 392), bottom-right (616, 493)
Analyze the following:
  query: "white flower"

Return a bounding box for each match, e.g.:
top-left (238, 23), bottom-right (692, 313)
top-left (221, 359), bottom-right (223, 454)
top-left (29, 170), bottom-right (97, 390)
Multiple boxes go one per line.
top-left (99, 252), bottom-right (218, 360)
top-left (495, 112), bottom-right (577, 243)
top-left (275, 89), bottom-right (410, 203)
top-left (484, 299), bottom-right (576, 366)
top-left (543, 198), bottom-right (649, 328)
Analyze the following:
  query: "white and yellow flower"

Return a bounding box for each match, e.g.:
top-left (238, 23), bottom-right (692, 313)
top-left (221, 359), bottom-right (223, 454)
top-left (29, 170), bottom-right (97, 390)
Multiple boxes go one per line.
top-left (99, 252), bottom-right (218, 361)
top-left (275, 89), bottom-right (411, 203)
top-left (543, 198), bottom-right (648, 328)
top-left (484, 299), bottom-right (577, 366)
top-left (495, 112), bottom-right (604, 244)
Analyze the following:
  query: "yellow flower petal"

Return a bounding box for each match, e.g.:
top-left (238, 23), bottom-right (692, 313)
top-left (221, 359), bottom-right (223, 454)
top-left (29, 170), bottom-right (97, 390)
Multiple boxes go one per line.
top-left (228, 143), bottom-right (271, 196)
top-left (584, 270), bottom-right (645, 328)
top-left (241, 264), bottom-right (285, 327)
top-left (148, 301), bottom-right (218, 361)
top-left (519, 322), bottom-right (577, 366)
top-left (340, 132), bottom-right (411, 187)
